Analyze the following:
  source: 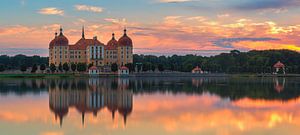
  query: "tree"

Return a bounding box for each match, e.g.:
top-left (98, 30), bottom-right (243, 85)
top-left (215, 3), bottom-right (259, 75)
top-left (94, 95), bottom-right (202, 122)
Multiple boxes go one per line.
top-left (71, 63), bottom-right (77, 72)
top-left (88, 63), bottom-right (94, 69)
top-left (77, 63), bottom-right (87, 72)
top-left (63, 63), bottom-right (69, 72)
top-left (31, 64), bottom-right (38, 73)
top-left (142, 63), bottom-right (150, 72)
top-left (40, 64), bottom-right (46, 73)
top-left (125, 63), bottom-right (134, 73)
top-left (58, 63), bottom-right (63, 72)
top-left (151, 64), bottom-right (156, 72)
top-left (111, 63), bottom-right (118, 72)
top-left (0, 64), bottom-right (5, 72)
top-left (20, 64), bottom-right (27, 73)
top-left (158, 64), bottom-right (164, 72)
top-left (50, 63), bottom-right (56, 73)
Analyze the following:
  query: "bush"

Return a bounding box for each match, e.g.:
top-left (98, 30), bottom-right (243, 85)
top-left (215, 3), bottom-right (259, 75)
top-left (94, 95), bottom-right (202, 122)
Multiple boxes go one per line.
top-left (77, 63), bottom-right (87, 72)
top-left (58, 63), bottom-right (63, 72)
top-left (20, 65), bottom-right (27, 72)
top-left (71, 63), bottom-right (77, 72)
top-left (111, 63), bottom-right (118, 72)
top-left (31, 64), bottom-right (38, 73)
top-left (63, 63), bottom-right (69, 72)
top-left (158, 64), bottom-right (164, 72)
top-left (0, 64), bottom-right (5, 72)
top-left (50, 63), bottom-right (56, 73)
top-left (40, 64), bottom-right (46, 71)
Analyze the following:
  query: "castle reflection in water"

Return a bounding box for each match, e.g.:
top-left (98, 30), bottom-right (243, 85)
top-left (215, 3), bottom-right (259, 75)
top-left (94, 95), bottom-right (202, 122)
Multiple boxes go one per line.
top-left (49, 78), bottom-right (133, 126)
top-left (0, 77), bottom-right (293, 127)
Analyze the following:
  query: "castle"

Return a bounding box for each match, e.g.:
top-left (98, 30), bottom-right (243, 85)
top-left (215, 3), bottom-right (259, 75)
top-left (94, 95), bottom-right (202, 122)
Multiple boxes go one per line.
top-left (49, 27), bottom-right (133, 67)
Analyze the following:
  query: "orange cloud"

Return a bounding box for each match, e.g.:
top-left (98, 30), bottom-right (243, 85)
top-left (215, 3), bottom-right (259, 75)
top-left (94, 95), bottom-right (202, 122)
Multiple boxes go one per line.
top-left (38, 8), bottom-right (64, 16)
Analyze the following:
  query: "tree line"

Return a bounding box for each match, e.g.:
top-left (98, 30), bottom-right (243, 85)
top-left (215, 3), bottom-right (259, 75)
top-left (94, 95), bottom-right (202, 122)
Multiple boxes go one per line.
top-left (0, 49), bottom-right (300, 73)
top-left (133, 49), bottom-right (300, 73)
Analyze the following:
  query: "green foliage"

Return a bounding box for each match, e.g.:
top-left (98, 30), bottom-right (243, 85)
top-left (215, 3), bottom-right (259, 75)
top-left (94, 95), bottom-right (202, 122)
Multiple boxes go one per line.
top-left (142, 62), bottom-right (151, 72)
top-left (20, 64), bottom-right (27, 72)
top-left (40, 64), bottom-right (46, 71)
top-left (0, 64), bottom-right (5, 72)
top-left (125, 63), bottom-right (134, 72)
top-left (0, 55), bottom-right (48, 70)
top-left (158, 64), bottom-right (164, 72)
top-left (71, 63), bottom-right (77, 72)
top-left (133, 50), bottom-right (300, 73)
top-left (111, 63), bottom-right (118, 72)
top-left (58, 63), bottom-right (63, 72)
top-left (77, 63), bottom-right (87, 72)
top-left (31, 64), bottom-right (38, 73)
top-left (63, 63), bottom-right (69, 72)
top-left (50, 63), bottom-right (56, 73)
top-left (88, 63), bottom-right (93, 69)
top-left (151, 64), bottom-right (156, 72)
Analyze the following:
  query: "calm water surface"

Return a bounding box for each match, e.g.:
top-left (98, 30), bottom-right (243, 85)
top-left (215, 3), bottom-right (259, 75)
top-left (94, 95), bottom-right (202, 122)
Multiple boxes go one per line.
top-left (0, 77), bottom-right (300, 135)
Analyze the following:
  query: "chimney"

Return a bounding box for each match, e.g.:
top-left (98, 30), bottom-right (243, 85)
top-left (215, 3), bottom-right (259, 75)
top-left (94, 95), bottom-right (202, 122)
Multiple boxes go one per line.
top-left (93, 36), bottom-right (97, 40)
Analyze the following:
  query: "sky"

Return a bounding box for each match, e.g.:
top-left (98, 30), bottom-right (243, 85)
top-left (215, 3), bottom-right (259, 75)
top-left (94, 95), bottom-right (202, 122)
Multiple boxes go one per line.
top-left (1, 0), bottom-right (300, 56)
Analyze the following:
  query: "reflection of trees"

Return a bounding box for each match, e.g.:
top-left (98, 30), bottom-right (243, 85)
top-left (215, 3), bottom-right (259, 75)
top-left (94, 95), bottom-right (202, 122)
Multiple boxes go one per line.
top-left (1, 77), bottom-right (300, 101)
top-left (0, 79), bottom-right (47, 95)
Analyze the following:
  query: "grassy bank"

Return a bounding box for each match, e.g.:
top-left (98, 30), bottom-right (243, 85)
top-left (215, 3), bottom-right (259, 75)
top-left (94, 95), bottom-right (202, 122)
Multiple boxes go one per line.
top-left (0, 73), bottom-right (299, 78)
top-left (0, 73), bottom-right (86, 78)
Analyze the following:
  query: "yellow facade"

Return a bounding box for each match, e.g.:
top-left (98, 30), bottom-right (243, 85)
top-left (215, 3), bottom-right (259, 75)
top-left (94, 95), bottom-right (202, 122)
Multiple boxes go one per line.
top-left (49, 27), bottom-right (133, 68)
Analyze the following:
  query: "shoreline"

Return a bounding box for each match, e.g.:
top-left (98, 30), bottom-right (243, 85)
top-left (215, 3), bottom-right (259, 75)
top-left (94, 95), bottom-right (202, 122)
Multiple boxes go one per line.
top-left (0, 73), bottom-right (300, 78)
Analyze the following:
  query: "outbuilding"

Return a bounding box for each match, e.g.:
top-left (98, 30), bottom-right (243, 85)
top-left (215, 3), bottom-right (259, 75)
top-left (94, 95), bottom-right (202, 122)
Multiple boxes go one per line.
top-left (273, 61), bottom-right (285, 74)
top-left (118, 66), bottom-right (129, 75)
top-left (192, 66), bottom-right (203, 74)
top-left (89, 66), bottom-right (99, 75)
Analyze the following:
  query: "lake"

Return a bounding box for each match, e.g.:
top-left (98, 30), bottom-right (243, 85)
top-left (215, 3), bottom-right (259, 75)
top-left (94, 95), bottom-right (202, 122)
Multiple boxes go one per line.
top-left (0, 77), bottom-right (300, 135)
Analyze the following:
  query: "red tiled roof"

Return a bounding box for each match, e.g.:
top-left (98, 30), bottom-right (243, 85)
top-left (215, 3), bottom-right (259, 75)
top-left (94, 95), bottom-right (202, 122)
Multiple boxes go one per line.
top-left (106, 35), bottom-right (118, 50)
top-left (69, 38), bottom-right (105, 50)
top-left (89, 66), bottom-right (97, 70)
top-left (119, 66), bottom-right (129, 70)
top-left (118, 35), bottom-right (133, 47)
top-left (192, 66), bottom-right (202, 71)
top-left (273, 61), bottom-right (285, 68)
top-left (118, 29), bottom-right (133, 47)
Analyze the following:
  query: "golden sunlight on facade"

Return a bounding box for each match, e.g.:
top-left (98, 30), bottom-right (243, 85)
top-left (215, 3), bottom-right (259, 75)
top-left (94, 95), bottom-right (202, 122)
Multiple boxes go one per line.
top-left (49, 27), bottom-right (133, 67)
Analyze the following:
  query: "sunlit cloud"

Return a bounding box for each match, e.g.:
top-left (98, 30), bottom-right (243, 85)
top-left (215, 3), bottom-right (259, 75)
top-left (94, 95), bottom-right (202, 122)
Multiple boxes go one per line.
top-left (158, 0), bottom-right (193, 3)
top-left (38, 7), bottom-right (64, 16)
top-left (74, 5), bottom-right (103, 13)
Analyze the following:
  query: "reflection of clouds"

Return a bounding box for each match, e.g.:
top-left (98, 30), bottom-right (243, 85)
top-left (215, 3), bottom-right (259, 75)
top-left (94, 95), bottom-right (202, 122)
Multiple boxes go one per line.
top-left (0, 111), bottom-right (28, 122)
top-left (1, 78), bottom-right (300, 134)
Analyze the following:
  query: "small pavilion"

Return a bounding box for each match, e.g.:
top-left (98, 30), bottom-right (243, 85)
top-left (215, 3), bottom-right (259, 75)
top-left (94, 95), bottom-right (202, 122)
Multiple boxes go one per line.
top-left (118, 66), bottom-right (129, 75)
top-left (273, 61), bottom-right (285, 74)
top-left (89, 66), bottom-right (99, 75)
top-left (192, 66), bottom-right (203, 74)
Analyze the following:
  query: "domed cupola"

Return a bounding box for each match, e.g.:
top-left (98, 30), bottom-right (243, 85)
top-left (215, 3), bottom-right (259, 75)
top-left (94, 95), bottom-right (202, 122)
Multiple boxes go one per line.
top-left (49, 32), bottom-right (58, 48)
top-left (118, 29), bottom-right (133, 47)
top-left (107, 33), bottom-right (118, 46)
top-left (54, 27), bottom-right (69, 46)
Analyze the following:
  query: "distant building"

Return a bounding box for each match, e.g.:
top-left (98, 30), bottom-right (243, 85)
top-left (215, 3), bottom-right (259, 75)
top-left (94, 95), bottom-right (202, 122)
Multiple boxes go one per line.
top-left (273, 61), bottom-right (285, 74)
top-left (118, 66), bottom-right (129, 75)
top-left (49, 27), bottom-right (133, 68)
top-left (192, 66), bottom-right (203, 74)
top-left (88, 66), bottom-right (99, 75)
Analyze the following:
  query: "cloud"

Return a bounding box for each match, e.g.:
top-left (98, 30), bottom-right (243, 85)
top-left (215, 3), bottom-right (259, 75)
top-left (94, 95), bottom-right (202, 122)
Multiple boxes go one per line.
top-left (74, 5), bottom-right (103, 13)
top-left (159, 0), bottom-right (193, 3)
top-left (235, 0), bottom-right (300, 10)
top-left (38, 7), bottom-right (64, 16)
top-left (213, 37), bottom-right (281, 48)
